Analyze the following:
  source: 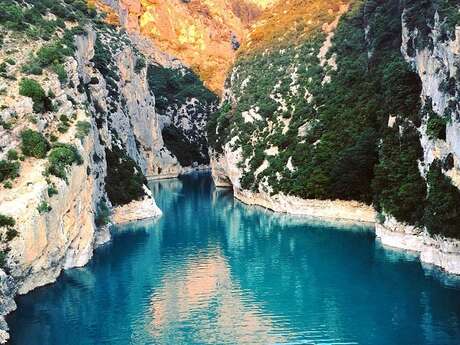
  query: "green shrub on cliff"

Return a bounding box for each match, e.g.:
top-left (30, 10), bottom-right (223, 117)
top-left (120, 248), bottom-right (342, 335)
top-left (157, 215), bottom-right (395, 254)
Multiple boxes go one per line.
top-left (37, 201), bottom-right (52, 214)
top-left (426, 113), bottom-right (447, 140)
top-left (105, 146), bottom-right (147, 206)
top-left (46, 143), bottom-right (83, 181)
top-left (75, 121), bottom-right (91, 140)
top-left (0, 160), bottom-right (19, 183)
top-left (20, 129), bottom-right (50, 159)
top-left (0, 214), bottom-right (18, 246)
top-left (19, 78), bottom-right (52, 113)
top-left (423, 160), bottom-right (460, 239)
top-left (0, 214), bottom-right (15, 229)
top-left (162, 125), bottom-right (207, 166)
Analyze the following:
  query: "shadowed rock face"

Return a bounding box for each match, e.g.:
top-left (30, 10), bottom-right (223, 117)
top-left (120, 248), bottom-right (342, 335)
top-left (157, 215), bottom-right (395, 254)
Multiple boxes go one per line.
top-left (91, 0), bottom-right (275, 93)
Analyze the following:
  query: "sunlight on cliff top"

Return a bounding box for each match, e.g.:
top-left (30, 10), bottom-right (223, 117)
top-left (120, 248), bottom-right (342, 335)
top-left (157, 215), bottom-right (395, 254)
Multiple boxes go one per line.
top-left (240, 0), bottom-right (354, 55)
top-left (88, 0), bottom-right (279, 93)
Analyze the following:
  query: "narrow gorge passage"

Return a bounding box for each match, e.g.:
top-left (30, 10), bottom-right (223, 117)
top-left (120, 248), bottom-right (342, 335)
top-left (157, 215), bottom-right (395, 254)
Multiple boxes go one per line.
top-left (6, 173), bottom-right (460, 345)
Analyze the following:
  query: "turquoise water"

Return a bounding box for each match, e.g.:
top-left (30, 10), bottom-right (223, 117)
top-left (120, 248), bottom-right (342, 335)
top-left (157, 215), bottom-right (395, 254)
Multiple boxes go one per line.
top-left (7, 173), bottom-right (460, 345)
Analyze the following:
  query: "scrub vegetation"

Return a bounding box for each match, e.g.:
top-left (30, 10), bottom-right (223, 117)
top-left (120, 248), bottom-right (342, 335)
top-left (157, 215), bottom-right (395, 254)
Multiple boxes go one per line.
top-left (105, 146), bottom-right (147, 206)
top-left (208, 0), bottom-right (460, 238)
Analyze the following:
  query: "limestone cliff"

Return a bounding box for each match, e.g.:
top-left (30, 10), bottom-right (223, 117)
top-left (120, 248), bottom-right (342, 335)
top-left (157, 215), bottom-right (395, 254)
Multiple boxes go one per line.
top-left (91, 0), bottom-right (275, 93)
top-left (208, 0), bottom-right (460, 274)
top-left (0, 0), bottom-right (214, 341)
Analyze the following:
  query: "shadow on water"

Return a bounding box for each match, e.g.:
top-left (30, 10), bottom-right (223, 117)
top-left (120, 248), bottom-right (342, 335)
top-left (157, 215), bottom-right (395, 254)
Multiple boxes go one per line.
top-left (6, 172), bottom-right (460, 345)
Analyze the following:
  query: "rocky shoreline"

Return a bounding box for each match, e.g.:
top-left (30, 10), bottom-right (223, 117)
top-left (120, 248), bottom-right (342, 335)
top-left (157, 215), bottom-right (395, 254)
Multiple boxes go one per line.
top-left (211, 155), bottom-right (460, 277)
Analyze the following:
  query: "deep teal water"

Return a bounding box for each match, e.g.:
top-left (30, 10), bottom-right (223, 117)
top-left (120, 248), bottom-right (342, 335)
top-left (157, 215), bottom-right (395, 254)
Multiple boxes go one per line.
top-left (7, 173), bottom-right (460, 345)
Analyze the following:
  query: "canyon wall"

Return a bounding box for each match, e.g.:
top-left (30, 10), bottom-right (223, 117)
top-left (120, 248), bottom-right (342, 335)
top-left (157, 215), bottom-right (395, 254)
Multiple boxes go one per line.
top-left (209, 0), bottom-right (460, 275)
top-left (92, 0), bottom-right (274, 93)
top-left (0, 0), bottom-right (214, 341)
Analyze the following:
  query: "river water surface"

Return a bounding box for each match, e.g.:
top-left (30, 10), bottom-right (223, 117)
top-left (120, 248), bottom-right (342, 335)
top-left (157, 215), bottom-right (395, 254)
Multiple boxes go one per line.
top-left (7, 173), bottom-right (460, 344)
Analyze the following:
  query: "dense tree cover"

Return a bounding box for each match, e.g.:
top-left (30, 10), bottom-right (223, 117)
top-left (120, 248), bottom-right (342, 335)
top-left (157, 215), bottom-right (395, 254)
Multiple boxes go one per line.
top-left (105, 146), bottom-right (147, 206)
top-left (208, 0), bottom-right (460, 238)
top-left (373, 124), bottom-right (427, 225)
top-left (404, 0), bottom-right (460, 50)
top-left (147, 64), bottom-right (217, 114)
top-left (162, 126), bottom-right (208, 166)
top-left (424, 160), bottom-right (460, 239)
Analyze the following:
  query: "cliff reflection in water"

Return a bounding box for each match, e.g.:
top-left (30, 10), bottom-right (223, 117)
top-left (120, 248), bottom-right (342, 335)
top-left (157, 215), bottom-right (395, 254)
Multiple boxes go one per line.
top-left (7, 173), bottom-right (460, 345)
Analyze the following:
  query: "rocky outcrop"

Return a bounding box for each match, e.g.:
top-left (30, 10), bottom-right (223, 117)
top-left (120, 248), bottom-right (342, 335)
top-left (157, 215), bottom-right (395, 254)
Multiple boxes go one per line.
top-left (0, 22), bottom-right (165, 342)
top-left (209, 1), bottom-right (460, 277)
top-left (370, 10), bottom-right (460, 276)
top-left (211, 146), bottom-right (376, 224)
top-left (94, 0), bottom-right (273, 92)
top-left (402, 11), bottom-right (460, 187)
top-left (376, 217), bottom-right (460, 275)
top-left (112, 197), bottom-right (162, 225)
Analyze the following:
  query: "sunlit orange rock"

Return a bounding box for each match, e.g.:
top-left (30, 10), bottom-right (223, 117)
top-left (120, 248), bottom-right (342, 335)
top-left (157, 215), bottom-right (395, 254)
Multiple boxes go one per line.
top-left (92, 0), bottom-right (276, 93)
top-left (240, 0), bottom-right (352, 55)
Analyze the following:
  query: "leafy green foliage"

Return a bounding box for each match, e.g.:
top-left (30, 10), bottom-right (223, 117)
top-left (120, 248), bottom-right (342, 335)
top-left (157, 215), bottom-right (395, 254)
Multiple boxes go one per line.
top-left (57, 114), bottom-right (71, 133)
top-left (134, 57), bottom-right (146, 74)
top-left (426, 113), bottom-right (447, 140)
top-left (47, 184), bottom-right (58, 197)
top-left (47, 143), bottom-right (83, 181)
top-left (330, 129), bottom-right (378, 203)
top-left (373, 125), bottom-right (427, 225)
top-left (147, 64), bottom-right (217, 114)
top-left (0, 1), bottom-right (26, 31)
top-left (76, 121), bottom-right (91, 140)
top-left (52, 63), bottom-right (68, 83)
top-left (20, 129), bottom-right (50, 158)
top-left (424, 160), bottom-right (460, 239)
top-left (19, 78), bottom-right (52, 113)
top-left (6, 149), bottom-right (18, 161)
top-left (105, 146), bottom-right (147, 206)
top-left (162, 125), bottom-right (208, 166)
top-left (0, 214), bottom-right (15, 228)
top-left (37, 201), bottom-right (52, 214)
top-left (0, 160), bottom-right (19, 183)
top-left (0, 213), bottom-right (17, 268)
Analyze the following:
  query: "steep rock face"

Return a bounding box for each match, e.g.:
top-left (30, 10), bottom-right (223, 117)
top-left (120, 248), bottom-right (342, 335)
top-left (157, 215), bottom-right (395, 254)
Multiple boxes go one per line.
top-left (402, 10), bottom-right (460, 187)
top-left (373, 3), bottom-right (460, 274)
top-left (209, 0), bottom-right (460, 274)
top-left (93, 0), bottom-right (274, 92)
top-left (211, 142), bottom-right (375, 223)
top-left (0, 0), bottom-right (217, 339)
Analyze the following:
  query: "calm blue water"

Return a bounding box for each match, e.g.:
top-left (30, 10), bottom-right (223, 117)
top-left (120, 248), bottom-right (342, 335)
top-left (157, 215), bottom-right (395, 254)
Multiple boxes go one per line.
top-left (7, 173), bottom-right (460, 345)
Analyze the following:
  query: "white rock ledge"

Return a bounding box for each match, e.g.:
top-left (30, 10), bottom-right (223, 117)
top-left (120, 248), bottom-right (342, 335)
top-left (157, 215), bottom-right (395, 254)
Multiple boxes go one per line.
top-left (234, 188), bottom-right (376, 224)
top-left (376, 218), bottom-right (460, 276)
top-left (112, 197), bottom-right (162, 225)
top-left (237, 188), bottom-right (460, 276)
